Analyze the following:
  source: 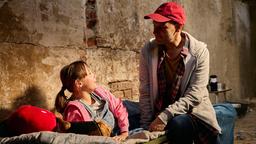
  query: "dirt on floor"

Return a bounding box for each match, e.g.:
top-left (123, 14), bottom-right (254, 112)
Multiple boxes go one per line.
top-left (234, 103), bottom-right (256, 144)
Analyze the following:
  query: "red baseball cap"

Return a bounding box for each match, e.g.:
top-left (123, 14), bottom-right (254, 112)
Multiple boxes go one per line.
top-left (6, 105), bottom-right (56, 135)
top-left (144, 2), bottom-right (186, 25)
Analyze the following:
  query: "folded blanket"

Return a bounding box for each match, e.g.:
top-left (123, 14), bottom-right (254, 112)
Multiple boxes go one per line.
top-left (0, 131), bottom-right (116, 144)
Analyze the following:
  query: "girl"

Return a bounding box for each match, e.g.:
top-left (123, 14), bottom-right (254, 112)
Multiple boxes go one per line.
top-left (55, 60), bottom-right (129, 142)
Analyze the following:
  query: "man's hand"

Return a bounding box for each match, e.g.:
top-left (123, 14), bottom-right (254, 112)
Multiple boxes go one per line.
top-left (112, 131), bottom-right (128, 142)
top-left (148, 117), bottom-right (166, 132)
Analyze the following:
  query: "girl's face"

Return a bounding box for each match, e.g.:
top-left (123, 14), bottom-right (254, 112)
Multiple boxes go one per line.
top-left (77, 67), bottom-right (97, 93)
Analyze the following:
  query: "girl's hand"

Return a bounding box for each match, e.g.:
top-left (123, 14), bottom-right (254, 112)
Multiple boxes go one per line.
top-left (112, 131), bottom-right (128, 142)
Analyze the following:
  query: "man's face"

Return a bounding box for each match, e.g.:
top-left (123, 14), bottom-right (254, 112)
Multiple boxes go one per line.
top-left (153, 21), bottom-right (178, 45)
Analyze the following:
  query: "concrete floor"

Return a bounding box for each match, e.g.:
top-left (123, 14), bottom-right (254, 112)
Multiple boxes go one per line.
top-left (234, 104), bottom-right (256, 144)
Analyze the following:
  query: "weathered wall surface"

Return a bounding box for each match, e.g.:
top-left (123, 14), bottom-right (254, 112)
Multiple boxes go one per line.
top-left (181, 0), bottom-right (252, 101)
top-left (0, 0), bottom-right (255, 120)
top-left (245, 1), bottom-right (256, 102)
top-left (196, 0), bottom-right (255, 102)
top-left (0, 0), bottom-right (84, 46)
top-left (84, 0), bottom-right (166, 100)
top-left (0, 0), bottom-right (87, 120)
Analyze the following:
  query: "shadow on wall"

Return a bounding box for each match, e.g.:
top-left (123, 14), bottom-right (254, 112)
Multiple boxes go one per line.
top-left (12, 86), bottom-right (48, 109)
top-left (0, 85), bottom-right (48, 121)
top-left (0, 109), bottom-right (12, 122)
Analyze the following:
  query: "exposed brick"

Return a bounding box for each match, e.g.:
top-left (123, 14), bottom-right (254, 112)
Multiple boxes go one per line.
top-left (86, 37), bottom-right (97, 47)
top-left (86, 11), bottom-right (97, 28)
top-left (124, 89), bottom-right (132, 99)
top-left (120, 81), bottom-right (132, 90)
top-left (109, 81), bottom-right (132, 92)
top-left (87, 0), bottom-right (96, 4)
top-left (86, 0), bottom-right (97, 29)
top-left (112, 91), bottom-right (124, 99)
top-left (109, 82), bottom-right (119, 92)
top-left (96, 37), bottom-right (111, 48)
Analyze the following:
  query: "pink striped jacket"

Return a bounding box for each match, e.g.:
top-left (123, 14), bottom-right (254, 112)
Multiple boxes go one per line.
top-left (63, 86), bottom-right (129, 133)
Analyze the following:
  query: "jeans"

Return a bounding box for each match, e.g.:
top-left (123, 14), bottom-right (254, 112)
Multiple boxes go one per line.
top-left (213, 103), bottom-right (237, 144)
top-left (123, 100), bottom-right (141, 130)
top-left (166, 114), bottom-right (194, 144)
top-left (123, 100), bottom-right (237, 144)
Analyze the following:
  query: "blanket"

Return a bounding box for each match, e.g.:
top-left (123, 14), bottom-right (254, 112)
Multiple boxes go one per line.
top-left (0, 131), bottom-right (116, 144)
top-left (0, 130), bottom-right (167, 144)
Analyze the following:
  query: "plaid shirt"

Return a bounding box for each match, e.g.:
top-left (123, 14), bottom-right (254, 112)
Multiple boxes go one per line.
top-left (155, 36), bottom-right (189, 113)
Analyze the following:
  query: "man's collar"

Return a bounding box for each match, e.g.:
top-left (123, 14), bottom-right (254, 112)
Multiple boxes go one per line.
top-left (180, 33), bottom-right (189, 58)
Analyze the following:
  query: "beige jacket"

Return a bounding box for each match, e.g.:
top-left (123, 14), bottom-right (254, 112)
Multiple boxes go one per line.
top-left (139, 32), bottom-right (221, 133)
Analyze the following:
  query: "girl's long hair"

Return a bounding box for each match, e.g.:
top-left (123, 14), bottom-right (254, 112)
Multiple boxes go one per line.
top-left (55, 60), bottom-right (89, 113)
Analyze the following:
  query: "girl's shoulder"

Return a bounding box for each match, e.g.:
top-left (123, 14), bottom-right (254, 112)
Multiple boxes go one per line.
top-left (94, 85), bottom-right (111, 99)
top-left (93, 85), bottom-right (120, 105)
top-left (94, 85), bottom-right (110, 92)
top-left (66, 100), bottom-right (84, 109)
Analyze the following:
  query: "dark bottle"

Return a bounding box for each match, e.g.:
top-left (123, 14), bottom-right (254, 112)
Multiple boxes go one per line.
top-left (209, 75), bottom-right (218, 91)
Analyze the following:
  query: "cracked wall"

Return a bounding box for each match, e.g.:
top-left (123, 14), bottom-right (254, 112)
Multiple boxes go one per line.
top-left (0, 0), bottom-right (255, 121)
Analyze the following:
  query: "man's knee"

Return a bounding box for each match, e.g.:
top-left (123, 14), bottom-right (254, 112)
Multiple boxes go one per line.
top-left (167, 114), bottom-right (193, 131)
top-left (166, 114), bottom-right (194, 143)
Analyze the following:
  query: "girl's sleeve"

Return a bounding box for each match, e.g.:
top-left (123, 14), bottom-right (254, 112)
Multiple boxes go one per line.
top-left (64, 105), bottom-right (84, 122)
top-left (95, 86), bottom-right (129, 133)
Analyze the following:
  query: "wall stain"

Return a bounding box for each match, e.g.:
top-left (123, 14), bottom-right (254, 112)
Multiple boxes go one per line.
top-left (39, 2), bottom-right (49, 21)
top-left (0, 2), bottom-right (29, 43)
top-left (52, 4), bottom-right (70, 25)
top-left (39, 0), bottom-right (70, 25)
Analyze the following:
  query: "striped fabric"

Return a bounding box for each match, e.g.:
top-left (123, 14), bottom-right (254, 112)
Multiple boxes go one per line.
top-left (155, 38), bottom-right (188, 113)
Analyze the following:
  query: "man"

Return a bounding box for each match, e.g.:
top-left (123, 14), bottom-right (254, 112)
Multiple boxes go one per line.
top-left (139, 2), bottom-right (221, 143)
